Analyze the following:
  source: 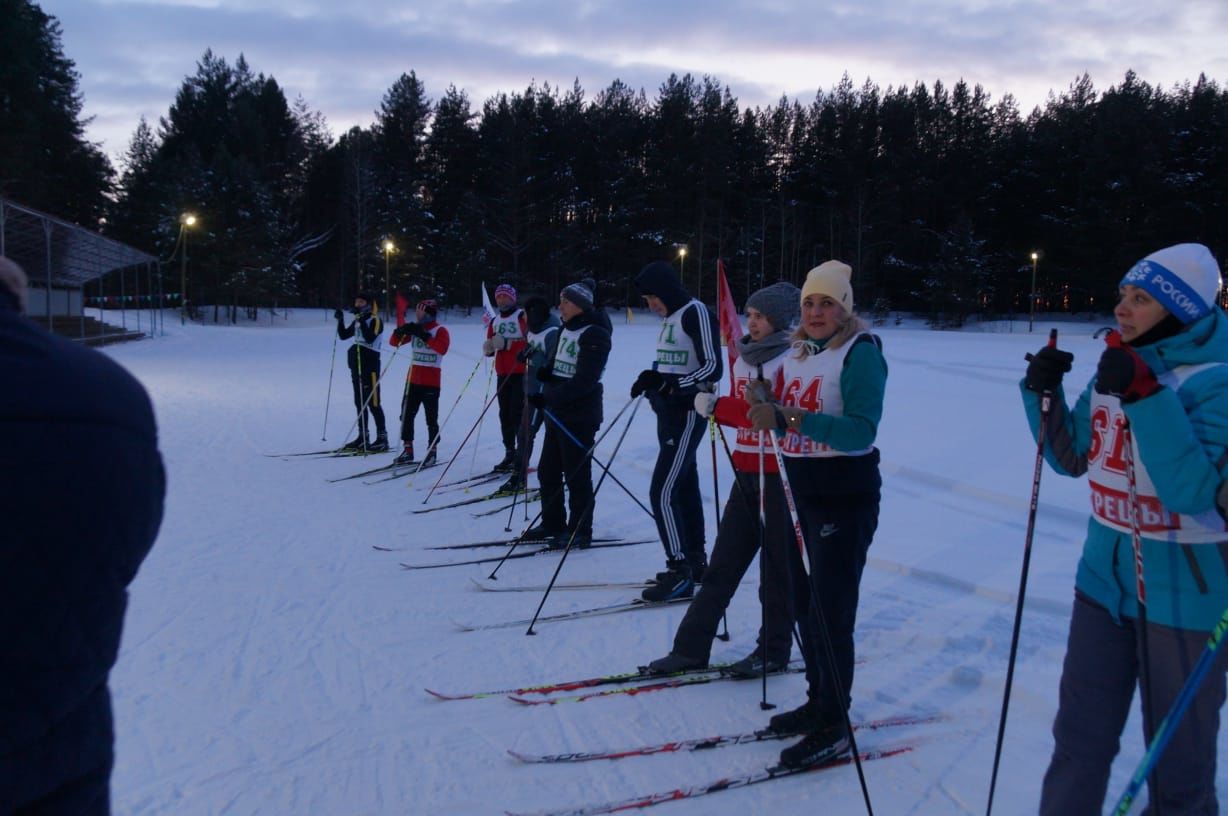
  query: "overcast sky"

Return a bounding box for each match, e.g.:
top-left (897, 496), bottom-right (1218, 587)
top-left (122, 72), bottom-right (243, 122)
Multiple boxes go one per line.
top-left (44, 0), bottom-right (1228, 164)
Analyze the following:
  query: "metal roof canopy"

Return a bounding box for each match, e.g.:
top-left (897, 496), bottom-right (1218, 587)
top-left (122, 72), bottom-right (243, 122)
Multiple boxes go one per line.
top-left (0, 197), bottom-right (157, 287)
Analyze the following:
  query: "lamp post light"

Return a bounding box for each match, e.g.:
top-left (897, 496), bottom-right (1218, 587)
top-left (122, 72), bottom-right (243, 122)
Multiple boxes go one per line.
top-left (1029, 251), bottom-right (1040, 333)
top-left (382, 239), bottom-right (395, 315)
top-left (678, 246), bottom-right (688, 296)
top-left (180, 213), bottom-right (196, 325)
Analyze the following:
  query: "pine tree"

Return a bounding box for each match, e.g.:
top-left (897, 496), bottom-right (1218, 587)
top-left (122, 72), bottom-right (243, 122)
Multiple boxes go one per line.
top-left (0, 0), bottom-right (112, 224)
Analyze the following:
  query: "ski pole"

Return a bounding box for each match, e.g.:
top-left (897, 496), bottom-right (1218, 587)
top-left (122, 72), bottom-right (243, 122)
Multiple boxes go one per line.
top-left (986, 327), bottom-right (1057, 816)
top-left (470, 361), bottom-right (494, 478)
top-left (486, 396), bottom-right (640, 581)
top-left (322, 329), bottom-right (339, 440)
top-left (713, 419), bottom-right (784, 709)
top-left (711, 416), bottom-right (730, 643)
top-left (542, 407), bottom-right (654, 520)
top-left (422, 369), bottom-right (510, 503)
top-left (757, 430), bottom-right (772, 708)
top-left (1111, 604), bottom-right (1228, 815)
top-left (524, 396), bottom-right (645, 636)
top-left (1121, 415), bottom-right (1161, 808)
top-left (396, 328), bottom-right (416, 458)
top-left (766, 431), bottom-right (876, 815)
top-left (410, 355), bottom-right (484, 478)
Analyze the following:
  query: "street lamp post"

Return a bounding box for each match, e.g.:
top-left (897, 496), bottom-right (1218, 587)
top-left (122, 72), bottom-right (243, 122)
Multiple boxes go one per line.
top-left (180, 213), bottom-right (196, 325)
top-left (1029, 251), bottom-right (1039, 333)
top-left (678, 246), bottom-right (688, 296)
top-left (383, 239), bottom-right (395, 316)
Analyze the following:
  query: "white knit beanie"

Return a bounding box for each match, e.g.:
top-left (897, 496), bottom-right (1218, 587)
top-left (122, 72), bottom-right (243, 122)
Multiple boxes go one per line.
top-left (801, 260), bottom-right (854, 312)
top-left (0, 256), bottom-right (29, 312)
top-left (1120, 243), bottom-right (1221, 324)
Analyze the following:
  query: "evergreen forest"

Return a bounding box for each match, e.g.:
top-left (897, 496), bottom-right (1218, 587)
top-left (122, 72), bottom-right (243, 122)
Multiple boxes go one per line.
top-left (4, 0), bottom-right (1226, 324)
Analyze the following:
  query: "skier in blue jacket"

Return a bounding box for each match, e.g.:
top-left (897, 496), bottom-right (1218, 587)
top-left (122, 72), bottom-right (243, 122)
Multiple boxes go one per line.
top-left (1022, 243), bottom-right (1228, 814)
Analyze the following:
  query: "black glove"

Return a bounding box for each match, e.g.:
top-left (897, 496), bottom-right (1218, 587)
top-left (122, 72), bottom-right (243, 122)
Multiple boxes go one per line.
top-left (516, 346), bottom-right (531, 363)
top-left (333, 309), bottom-right (343, 320)
top-left (526, 392), bottom-right (547, 410)
top-left (392, 323), bottom-right (412, 339)
top-left (630, 369), bottom-right (666, 398)
top-left (1024, 346), bottom-right (1074, 393)
top-left (406, 322), bottom-right (429, 340)
top-left (536, 366), bottom-right (557, 383)
top-left (1095, 334), bottom-right (1160, 403)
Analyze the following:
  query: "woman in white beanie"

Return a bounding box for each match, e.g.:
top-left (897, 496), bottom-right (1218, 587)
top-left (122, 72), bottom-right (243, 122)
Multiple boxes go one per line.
top-left (746, 260), bottom-right (888, 769)
top-left (1022, 243), bottom-right (1228, 813)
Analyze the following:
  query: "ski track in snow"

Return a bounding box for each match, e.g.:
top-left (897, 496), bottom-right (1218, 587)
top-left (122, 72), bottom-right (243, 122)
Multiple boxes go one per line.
top-left (94, 312), bottom-right (1224, 815)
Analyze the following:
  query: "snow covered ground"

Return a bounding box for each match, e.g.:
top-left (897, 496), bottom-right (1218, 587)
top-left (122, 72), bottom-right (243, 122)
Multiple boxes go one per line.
top-left (93, 307), bottom-right (1226, 815)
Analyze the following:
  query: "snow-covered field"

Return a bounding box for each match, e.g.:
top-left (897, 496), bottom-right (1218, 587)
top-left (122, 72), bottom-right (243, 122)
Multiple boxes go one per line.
top-left (94, 307), bottom-right (1225, 815)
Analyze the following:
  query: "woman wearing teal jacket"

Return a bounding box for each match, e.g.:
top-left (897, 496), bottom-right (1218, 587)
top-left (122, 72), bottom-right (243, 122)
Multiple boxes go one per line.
top-left (1022, 243), bottom-right (1228, 814)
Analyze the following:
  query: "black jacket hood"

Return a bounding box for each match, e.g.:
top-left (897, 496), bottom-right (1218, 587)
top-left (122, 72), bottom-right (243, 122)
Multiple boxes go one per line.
top-left (634, 261), bottom-right (690, 314)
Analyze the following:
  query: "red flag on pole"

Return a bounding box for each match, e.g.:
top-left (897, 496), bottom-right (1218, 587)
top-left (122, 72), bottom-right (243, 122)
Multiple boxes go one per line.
top-left (395, 292), bottom-right (410, 327)
top-left (716, 260), bottom-right (742, 389)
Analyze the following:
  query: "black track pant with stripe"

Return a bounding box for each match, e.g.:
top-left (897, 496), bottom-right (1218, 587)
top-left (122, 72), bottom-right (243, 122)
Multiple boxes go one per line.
top-left (649, 403), bottom-right (707, 573)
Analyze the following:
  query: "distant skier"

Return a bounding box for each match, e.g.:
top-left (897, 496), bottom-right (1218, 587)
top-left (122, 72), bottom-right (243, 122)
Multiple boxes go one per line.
top-left (645, 281), bottom-right (800, 678)
top-left (524, 279), bottom-right (611, 549)
top-left (746, 261), bottom-right (887, 771)
top-left (389, 298), bottom-right (450, 467)
top-left (497, 293), bottom-right (560, 494)
top-left (630, 261), bottom-right (722, 602)
top-left (335, 291), bottom-right (388, 452)
top-left (482, 283), bottom-right (528, 472)
top-left (1022, 243), bottom-right (1228, 814)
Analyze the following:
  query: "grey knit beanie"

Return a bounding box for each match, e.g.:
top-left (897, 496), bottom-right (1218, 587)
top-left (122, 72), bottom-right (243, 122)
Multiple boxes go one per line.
top-left (561, 278), bottom-right (595, 311)
top-left (746, 281), bottom-right (800, 332)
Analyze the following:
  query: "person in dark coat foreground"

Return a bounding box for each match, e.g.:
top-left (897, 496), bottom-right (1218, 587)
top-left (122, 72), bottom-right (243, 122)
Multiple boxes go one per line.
top-left (0, 256), bottom-right (165, 814)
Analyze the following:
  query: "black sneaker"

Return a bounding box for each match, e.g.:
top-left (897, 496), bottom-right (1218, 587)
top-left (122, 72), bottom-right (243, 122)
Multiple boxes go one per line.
top-left (778, 723), bottom-right (850, 769)
top-left (723, 651), bottom-right (789, 680)
top-left (368, 434), bottom-right (390, 453)
top-left (420, 448), bottom-right (437, 467)
top-left (642, 652), bottom-right (708, 675)
top-left (641, 569), bottom-right (694, 603)
top-left (342, 436), bottom-right (367, 451)
top-left (767, 700), bottom-right (824, 735)
top-left (689, 559), bottom-right (708, 584)
top-left (393, 447), bottom-right (416, 466)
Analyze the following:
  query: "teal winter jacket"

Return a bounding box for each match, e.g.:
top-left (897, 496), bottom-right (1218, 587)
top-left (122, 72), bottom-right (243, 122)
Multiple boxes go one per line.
top-left (1021, 310), bottom-right (1228, 632)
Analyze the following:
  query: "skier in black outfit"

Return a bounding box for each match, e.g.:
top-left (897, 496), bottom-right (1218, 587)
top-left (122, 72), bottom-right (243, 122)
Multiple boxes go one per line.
top-left (334, 291), bottom-right (388, 452)
top-left (524, 279), bottom-right (611, 549)
top-left (631, 261), bottom-right (722, 602)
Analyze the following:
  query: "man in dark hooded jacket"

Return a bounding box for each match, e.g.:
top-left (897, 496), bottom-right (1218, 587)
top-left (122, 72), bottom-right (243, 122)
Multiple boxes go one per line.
top-left (631, 261), bottom-right (722, 601)
top-left (0, 257), bottom-right (165, 815)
